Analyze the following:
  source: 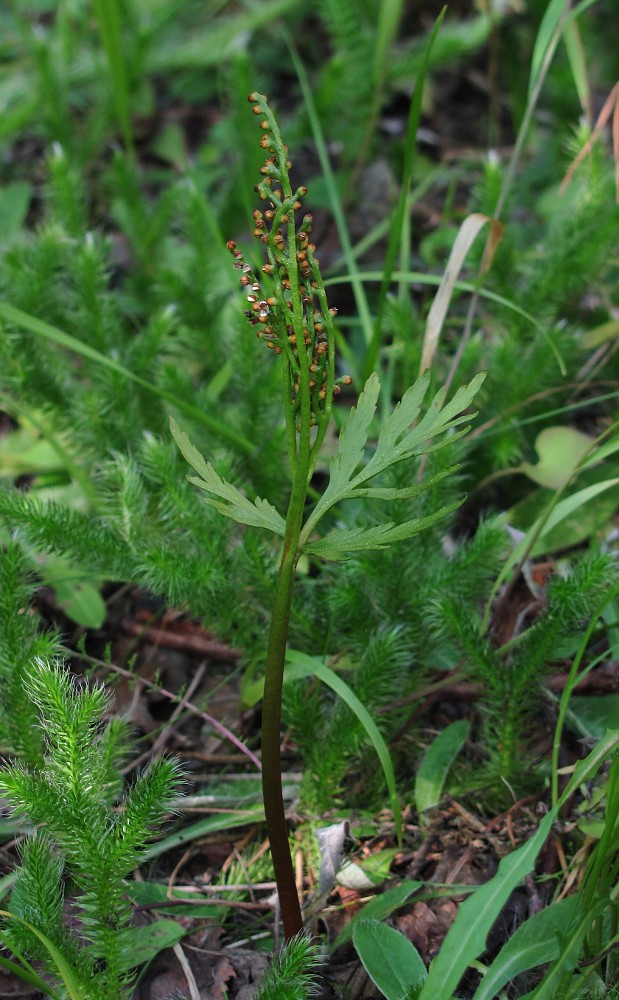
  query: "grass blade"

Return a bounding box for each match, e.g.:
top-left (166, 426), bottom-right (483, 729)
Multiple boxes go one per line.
top-left (146, 0), bottom-right (300, 71)
top-left (364, 7), bottom-right (447, 380)
top-left (142, 807), bottom-right (266, 860)
top-left (562, 17), bottom-right (591, 120)
top-left (417, 810), bottom-right (559, 999)
top-left (286, 39), bottom-right (374, 352)
top-left (0, 911), bottom-right (87, 1000)
top-left (529, 0), bottom-right (572, 97)
top-left (0, 932), bottom-right (64, 999)
top-left (419, 213), bottom-right (500, 374)
top-left (92, 0), bottom-right (134, 156)
top-left (354, 919), bottom-right (426, 1000)
top-left (524, 899), bottom-right (608, 999)
top-left (285, 651), bottom-right (403, 846)
top-left (325, 269), bottom-right (544, 332)
top-left (374, 0), bottom-right (405, 87)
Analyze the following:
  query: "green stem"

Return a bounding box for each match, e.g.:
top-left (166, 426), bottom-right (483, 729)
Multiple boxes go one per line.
top-left (247, 92), bottom-right (338, 939)
top-left (262, 445), bottom-right (310, 939)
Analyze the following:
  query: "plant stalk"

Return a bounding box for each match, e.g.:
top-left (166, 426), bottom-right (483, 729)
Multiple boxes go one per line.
top-left (261, 449), bottom-right (311, 940)
top-left (240, 91), bottom-right (340, 939)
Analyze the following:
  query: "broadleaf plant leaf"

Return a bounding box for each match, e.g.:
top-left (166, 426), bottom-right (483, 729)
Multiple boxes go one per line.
top-left (353, 919), bottom-right (426, 1000)
top-left (523, 898), bottom-right (608, 1000)
top-left (170, 418), bottom-right (286, 536)
top-left (521, 426), bottom-right (594, 489)
top-left (118, 920), bottom-right (186, 972)
top-left (471, 895), bottom-right (580, 1000)
top-left (301, 371), bottom-right (485, 549)
top-left (415, 720), bottom-right (470, 814)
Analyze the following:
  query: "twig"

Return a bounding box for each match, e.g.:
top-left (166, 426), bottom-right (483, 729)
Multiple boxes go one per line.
top-left (88, 653), bottom-right (262, 770)
top-left (150, 663), bottom-right (206, 757)
top-left (119, 617), bottom-right (241, 660)
top-left (172, 943), bottom-right (201, 1000)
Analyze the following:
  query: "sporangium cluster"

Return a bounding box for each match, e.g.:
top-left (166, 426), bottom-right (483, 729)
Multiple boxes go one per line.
top-left (227, 92), bottom-right (351, 429)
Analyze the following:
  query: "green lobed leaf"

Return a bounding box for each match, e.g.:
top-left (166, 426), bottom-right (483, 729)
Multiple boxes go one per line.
top-left (302, 371), bottom-right (484, 543)
top-left (399, 372), bottom-right (486, 456)
top-left (353, 919), bottom-right (426, 1000)
top-left (300, 373), bottom-right (383, 537)
top-left (353, 465), bottom-right (460, 501)
top-left (324, 373), bottom-right (382, 499)
top-left (170, 418), bottom-right (285, 536)
top-left (415, 720), bottom-right (470, 814)
top-left (304, 501), bottom-right (462, 560)
top-left (369, 371), bottom-right (432, 466)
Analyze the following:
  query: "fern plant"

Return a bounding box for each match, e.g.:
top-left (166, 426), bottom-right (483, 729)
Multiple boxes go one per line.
top-left (0, 659), bottom-right (183, 1000)
top-left (171, 91), bottom-right (486, 939)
